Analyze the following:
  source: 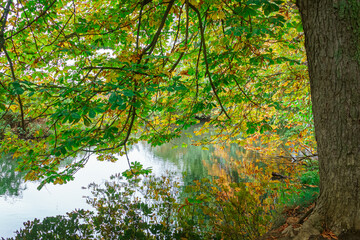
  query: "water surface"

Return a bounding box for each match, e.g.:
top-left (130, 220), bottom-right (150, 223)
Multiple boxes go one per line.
top-left (0, 144), bottom-right (180, 238)
top-left (0, 129), bottom-right (266, 238)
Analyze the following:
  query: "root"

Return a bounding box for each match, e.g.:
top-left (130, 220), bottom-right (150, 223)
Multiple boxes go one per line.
top-left (288, 211), bottom-right (324, 240)
top-left (297, 206), bottom-right (315, 225)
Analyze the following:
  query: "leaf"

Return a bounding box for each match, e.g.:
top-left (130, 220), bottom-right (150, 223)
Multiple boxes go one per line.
top-left (11, 82), bottom-right (24, 95)
top-left (122, 90), bottom-right (135, 97)
top-left (263, 2), bottom-right (279, 16)
top-left (109, 93), bottom-right (118, 103)
top-left (235, 6), bottom-right (259, 18)
top-left (89, 109), bottom-right (96, 118)
top-left (246, 122), bottom-right (257, 134)
top-left (71, 112), bottom-right (81, 120)
top-left (260, 123), bottom-right (272, 133)
top-left (83, 116), bottom-right (91, 126)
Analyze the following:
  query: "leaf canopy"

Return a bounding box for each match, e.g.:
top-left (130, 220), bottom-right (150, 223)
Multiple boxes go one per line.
top-left (0, 0), bottom-right (312, 186)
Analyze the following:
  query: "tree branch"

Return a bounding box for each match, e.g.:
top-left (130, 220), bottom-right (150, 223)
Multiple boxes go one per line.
top-left (85, 105), bottom-right (137, 153)
top-left (142, 0), bottom-right (175, 56)
top-left (5, 0), bottom-right (57, 39)
top-left (170, 1), bottom-right (189, 72)
top-left (189, 3), bottom-right (231, 120)
top-left (0, 0), bottom-right (26, 132)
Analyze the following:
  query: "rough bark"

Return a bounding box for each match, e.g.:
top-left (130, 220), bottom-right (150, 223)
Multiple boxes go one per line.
top-left (296, 0), bottom-right (360, 238)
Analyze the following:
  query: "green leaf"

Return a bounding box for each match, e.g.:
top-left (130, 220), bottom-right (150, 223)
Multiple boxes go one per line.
top-left (122, 90), bottom-right (135, 97)
top-left (71, 112), bottom-right (81, 120)
top-left (246, 122), bottom-right (257, 134)
top-left (235, 6), bottom-right (259, 18)
top-left (83, 116), bottom-right (91, 126)
top-left (60, 146), bottom-right (67, 155)
top-left (12, 82), bottom-right (24, 95)
top-left (89, 109), bottom-right (96, 118)
top-left (260, 123), bottom-right (272, 133)
top-left (263, 3), bottom-right (280, 16)
top-left (109, 93), bottom-right (118, 103)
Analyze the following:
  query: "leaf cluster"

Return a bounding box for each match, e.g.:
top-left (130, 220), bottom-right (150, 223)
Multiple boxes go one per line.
top-left (0, 0), bottom-right (312, 187)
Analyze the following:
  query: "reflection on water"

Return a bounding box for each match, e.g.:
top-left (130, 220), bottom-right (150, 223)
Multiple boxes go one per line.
top-left (0, 144), bottom-right (179, 238)
top-left (150, 127), bottom-right (265, 186)
top-left (0, 155), bottom-right (27, 199)
top-left (0, 126), bottom-right (295, 238)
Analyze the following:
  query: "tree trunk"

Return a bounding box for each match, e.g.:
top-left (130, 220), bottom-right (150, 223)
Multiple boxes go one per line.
top-left (296, 0), bottom-right (360, 237)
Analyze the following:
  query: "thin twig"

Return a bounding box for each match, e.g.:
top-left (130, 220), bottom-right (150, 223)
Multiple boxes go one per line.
top-left (124, 143), bottom-right (134, 174)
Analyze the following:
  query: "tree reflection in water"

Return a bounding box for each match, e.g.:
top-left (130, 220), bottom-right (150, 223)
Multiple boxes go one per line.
top-left (148, 126), bottom-right (260, 187)
top-left (0, 155), bottom-right (26, 199)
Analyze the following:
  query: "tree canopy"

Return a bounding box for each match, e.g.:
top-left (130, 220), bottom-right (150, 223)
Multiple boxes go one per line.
top-left (0, 0), bottom-right (312, 187)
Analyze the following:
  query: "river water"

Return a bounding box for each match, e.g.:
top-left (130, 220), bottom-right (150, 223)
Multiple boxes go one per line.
top-left (0, 129), bottom-right (266, 238)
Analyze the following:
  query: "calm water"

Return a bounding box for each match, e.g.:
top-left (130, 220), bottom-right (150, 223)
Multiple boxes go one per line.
top-left (0, 143), bottom-right (184, 238)
top-left (0, 129), bottom-right (263, 238)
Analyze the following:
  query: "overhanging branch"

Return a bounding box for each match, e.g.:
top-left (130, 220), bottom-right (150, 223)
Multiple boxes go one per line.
top-left (189, 3), bottom-right (231, 120)
top-left (142, 0), bottom-right (175, 56)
